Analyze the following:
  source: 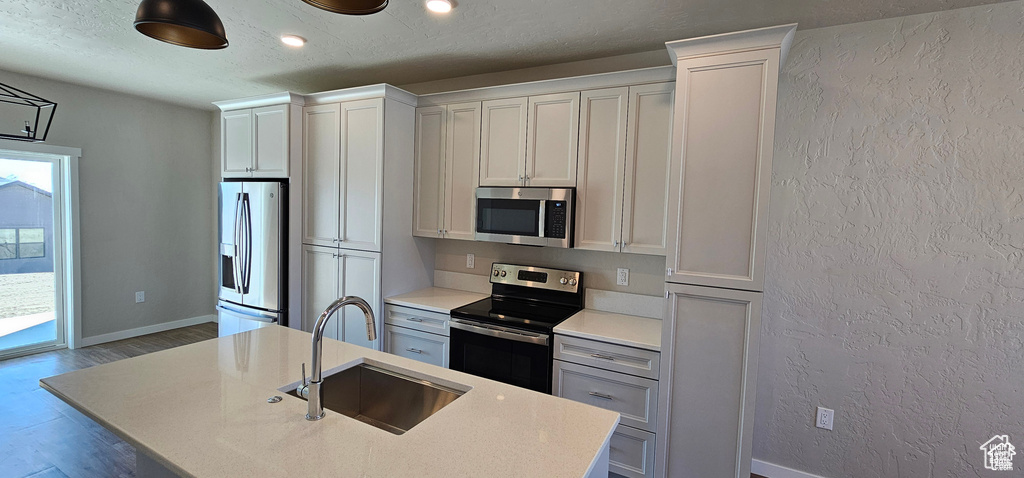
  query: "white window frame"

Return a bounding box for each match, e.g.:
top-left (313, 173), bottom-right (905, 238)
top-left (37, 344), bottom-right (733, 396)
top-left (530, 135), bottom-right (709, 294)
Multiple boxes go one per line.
top-left (0, 140), bottom-right (82, 356)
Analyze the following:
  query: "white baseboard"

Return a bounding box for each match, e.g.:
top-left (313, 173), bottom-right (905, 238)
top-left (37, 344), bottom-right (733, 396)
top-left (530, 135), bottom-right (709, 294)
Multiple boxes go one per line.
top-left (78, 314), bottom-right (217, 348)
top-left (752, 459), bottom-right (826, 478)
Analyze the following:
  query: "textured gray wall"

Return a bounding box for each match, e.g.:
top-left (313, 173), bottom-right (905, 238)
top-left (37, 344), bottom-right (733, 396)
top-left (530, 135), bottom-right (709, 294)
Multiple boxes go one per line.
top-left (0, 69), bottom-right (215, 339)
top-left (755, 2), bottom-right (1024, 476)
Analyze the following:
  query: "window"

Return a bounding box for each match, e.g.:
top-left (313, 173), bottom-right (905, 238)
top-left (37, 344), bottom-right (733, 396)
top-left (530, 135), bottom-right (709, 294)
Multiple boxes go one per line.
top-left (0, 228), bottom-right (45, 259)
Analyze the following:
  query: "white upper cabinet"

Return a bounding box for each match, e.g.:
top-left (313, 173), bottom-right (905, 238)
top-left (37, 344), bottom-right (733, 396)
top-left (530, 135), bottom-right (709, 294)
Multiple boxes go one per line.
top-left (442, 102), bottom-right (482, 240)
top-left (412, 106), bottom-right (446, 238)
top-left (302, 99), bottom-right (384, 252)
top-left (621, 83), bottom-right (674, 256)
top-left (574, 84), bottom-right (673, 255)
top-left (526, 92), bottom-right (580, 187)
top-left (665, 49), bottom-right (779, 290)
top-left (575, 87), bottom-right (628, 253)
top-left (412, 102), bottom-right (481, 240)
top-left (480, 97), bottom-right (528, 186)
top-left (221, 109), bottom-right (253, 177)
top-left (252, 105), bottom-right (290, 177)
top-left (220, 104), bottom-right (292, 178)
top-left (302, 103), bottom-right (342, 247)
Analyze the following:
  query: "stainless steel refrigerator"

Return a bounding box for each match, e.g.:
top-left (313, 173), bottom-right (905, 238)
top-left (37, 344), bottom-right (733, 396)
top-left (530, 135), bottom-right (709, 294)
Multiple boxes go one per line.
top-left (217, 180), bottom-right (287, 336)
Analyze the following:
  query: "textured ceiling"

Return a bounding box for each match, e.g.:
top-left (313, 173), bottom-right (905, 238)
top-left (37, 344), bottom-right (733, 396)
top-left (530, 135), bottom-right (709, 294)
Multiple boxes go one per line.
top-left (0, 0), bottom-right (1015, 109)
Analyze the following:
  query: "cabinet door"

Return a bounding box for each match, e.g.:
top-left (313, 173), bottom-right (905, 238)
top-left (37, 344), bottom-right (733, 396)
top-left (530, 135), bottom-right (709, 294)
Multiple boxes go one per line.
top-left (666, 50), bottom-right (778, 290)
top-left (339, 98), bottom-right (384, 252)
top-left (413, 106), bottom-right (446, 238)
top-left (525, 92), bottom-right (580, 187)
top-left (384, 324), bottom-right (449, 368)
top-left (574, 88), bottom-right (628, 252)
top-left (659, 283), bottom-right (760, 478)
top-left (479, 97), bottom-right (527, 186)
top-left (302, 245), bottom-right (340, 338)
top-left (221, 109), bottom-right (252, 178)
top-left (443, 102), bottom-right (481, 240)
top-left (621, 83), bottom-right (674, 256)
top-left (302, 104), bottom-right (341, 247)
top-left (252, 104), bottom-right (290, 178)
top-left (338, 250), bottom-right (382, 350)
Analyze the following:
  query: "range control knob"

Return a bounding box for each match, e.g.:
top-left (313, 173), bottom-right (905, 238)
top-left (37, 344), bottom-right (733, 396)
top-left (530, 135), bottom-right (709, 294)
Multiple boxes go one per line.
top-left (568, 278), bottom-right (577, 286)
top-left (500, 270), bottom-right (507, 277)
top-left (493, 270), bottom-right (500, 277)
top-left (559, 277), bottom-right (568, 285)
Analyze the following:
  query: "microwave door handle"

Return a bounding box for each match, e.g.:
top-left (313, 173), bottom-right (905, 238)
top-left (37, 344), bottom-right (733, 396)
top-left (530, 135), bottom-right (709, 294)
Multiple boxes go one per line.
top-left (538, 200), bottom-right (546, 238)
top-left (232, 193), bottom-right (244, 294)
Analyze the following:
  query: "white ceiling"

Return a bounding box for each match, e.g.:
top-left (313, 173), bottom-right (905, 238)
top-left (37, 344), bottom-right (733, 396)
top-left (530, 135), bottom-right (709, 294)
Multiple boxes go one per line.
top-left (0, 0), bottom-right (1013, 109)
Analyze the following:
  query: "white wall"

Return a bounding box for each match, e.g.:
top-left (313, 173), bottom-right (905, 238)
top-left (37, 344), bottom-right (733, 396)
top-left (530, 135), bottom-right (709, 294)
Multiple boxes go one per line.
top-left (756, 2), bottom-right (1024, 476)
top-left (0, 69), bottom-right (215, 340)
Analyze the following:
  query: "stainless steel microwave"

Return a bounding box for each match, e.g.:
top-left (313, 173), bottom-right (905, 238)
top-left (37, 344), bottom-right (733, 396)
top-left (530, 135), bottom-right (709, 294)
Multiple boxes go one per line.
top-left (475, 187), bottom-right (574, 248)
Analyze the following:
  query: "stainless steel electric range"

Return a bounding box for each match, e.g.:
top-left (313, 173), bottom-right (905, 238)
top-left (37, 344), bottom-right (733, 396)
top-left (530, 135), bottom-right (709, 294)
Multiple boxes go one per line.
top-left (449, 263), bottom-right (583, 394)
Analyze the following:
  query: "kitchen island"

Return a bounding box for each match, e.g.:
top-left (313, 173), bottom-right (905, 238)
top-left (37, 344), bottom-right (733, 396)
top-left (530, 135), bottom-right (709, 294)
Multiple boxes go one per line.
top-left (40, 326), bottom-right (618, 477)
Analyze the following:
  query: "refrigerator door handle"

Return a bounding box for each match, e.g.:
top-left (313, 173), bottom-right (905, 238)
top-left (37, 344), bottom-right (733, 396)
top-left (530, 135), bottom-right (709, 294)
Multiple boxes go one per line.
top-left (217, 303), bottom-right (278, 322)
top-left (232, 193), bottom-right (244, 294)
top-left (242, 192), bottom-right (253, 294)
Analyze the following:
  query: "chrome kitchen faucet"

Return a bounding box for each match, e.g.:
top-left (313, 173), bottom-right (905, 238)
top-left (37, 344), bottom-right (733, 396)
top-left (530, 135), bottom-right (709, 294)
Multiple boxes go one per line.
top-left (297, 296), bottom-right (377, 421)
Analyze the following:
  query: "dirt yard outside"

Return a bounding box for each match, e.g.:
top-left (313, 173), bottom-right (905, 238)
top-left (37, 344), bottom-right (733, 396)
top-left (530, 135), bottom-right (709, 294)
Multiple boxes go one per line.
top-left (0, 272), bottom-right (55, 319)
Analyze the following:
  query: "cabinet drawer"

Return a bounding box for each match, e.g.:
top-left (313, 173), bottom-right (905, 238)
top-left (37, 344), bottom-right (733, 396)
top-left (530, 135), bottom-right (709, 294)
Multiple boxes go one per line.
top-left (609, 424), bottom-right (656, 478)
top-left (553, 360), bottom-right (659, 432)
top-left (384, 304), bottom-right (449, 336)
top-left (554, 335), bottom-right (660, 379)
top-left (384, 325), bottom-right (448, 368)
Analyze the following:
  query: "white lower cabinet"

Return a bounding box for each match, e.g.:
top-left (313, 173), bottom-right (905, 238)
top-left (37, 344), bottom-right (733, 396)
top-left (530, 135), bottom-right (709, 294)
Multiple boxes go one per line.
top-left (382, 304), bottom-right (450, 368)
top-left (384, 324), bottom-right (449, 368)
top-left (301, 245), bottom-right (381, 349)
top-left (553, 335), bottom-right (661, 478)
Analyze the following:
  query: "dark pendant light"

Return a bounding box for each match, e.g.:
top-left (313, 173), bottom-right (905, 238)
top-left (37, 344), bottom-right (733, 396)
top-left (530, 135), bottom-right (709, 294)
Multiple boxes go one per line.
top-left (301, 0), bottom-right (388, 15)
top-left (134, 0), bottom-right (228, 50)
top-left (0, 82), bottom-right (57, 143)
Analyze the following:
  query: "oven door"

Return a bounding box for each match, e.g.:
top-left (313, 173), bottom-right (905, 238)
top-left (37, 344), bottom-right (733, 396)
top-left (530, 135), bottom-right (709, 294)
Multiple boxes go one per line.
top-left (449, 318), bottom-right (552, 393)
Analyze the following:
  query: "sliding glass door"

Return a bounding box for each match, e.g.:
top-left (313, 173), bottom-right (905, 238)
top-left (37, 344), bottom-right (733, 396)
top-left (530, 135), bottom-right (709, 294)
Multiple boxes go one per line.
top-left (0, 152), bottom-right (66, 358)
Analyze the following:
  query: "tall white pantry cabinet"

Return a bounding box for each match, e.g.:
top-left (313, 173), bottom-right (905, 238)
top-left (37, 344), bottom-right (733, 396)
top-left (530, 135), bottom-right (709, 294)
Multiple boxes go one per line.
top-left (657, 25), bottom-right (796, 478)
top-left (295, 85), bottom-right (433, 349)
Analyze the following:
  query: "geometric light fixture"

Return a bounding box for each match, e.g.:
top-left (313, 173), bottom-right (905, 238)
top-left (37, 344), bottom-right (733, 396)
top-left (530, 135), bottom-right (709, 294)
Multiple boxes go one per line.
top-left (134, 0), bottom-right (229, 50)
top-left (301, 0), bottom-right (388, 15)
top-left (0, 82), bottom-right (57, 143)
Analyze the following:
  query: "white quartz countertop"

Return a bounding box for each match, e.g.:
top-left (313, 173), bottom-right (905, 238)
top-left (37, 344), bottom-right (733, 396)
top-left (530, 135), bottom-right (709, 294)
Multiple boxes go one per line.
top-left (40, 326), bottom-right (618, 478)
top-left (384, 287), bottom-right (488, 313)
top-left (554, 309), bottom-right (663, 352)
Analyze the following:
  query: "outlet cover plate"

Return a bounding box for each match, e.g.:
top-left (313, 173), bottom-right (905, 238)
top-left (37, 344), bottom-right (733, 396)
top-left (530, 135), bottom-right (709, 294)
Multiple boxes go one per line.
top-left (816, 407), bottom-right (834, 430)
top-left (616, 268), bottom-right (629, 286)
top-left (135, 291), bottom-right (145, 303)
top-left (466, 254), bottom-right (475, 269)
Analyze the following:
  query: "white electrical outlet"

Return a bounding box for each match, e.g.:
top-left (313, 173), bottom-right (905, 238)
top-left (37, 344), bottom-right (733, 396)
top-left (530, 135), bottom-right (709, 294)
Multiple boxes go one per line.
top-left (466, 253), bottom-right (475, 269)
top-left (616, 268), bottom-right (629, 286)
top-left (816, 407), bottom-right (834, 430)
top-left (135, 291), bottom-right (145, 303)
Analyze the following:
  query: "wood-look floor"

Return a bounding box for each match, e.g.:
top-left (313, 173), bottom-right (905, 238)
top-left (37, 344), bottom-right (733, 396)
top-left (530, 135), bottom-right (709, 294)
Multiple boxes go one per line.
top-left (0, 323), bottom-right (218, 478)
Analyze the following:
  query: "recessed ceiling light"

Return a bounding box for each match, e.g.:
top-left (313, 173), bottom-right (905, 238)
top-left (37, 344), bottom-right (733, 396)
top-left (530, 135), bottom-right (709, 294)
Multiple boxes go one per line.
top-left (426, 0), bottom-right (452, 13)
top-left (281, 35), bottom-right (306, 47)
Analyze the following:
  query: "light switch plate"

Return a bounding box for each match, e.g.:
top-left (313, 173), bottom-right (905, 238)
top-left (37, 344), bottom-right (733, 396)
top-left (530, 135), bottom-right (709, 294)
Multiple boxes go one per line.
top-left (466, 254), bottom-right (475, 269)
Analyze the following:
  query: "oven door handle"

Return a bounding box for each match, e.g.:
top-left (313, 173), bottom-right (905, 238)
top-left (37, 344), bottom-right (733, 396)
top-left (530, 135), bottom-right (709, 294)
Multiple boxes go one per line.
top-left (450, 319), bottom-right (549, 346)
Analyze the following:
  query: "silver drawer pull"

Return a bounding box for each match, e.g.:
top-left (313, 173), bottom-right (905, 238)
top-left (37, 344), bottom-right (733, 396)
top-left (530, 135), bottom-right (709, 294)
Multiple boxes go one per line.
top-left (590, 353), bottom-right (615, 361)
top-left (589, 392), bottom-right (614, 400)
top-left (406, 348), bottom-right (423, 354)
top-left (406, 317), bottom-right (423, 322)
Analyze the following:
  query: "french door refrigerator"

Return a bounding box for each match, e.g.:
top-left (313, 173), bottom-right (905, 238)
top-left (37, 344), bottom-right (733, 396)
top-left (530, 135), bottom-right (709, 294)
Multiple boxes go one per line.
top-left (217, 180), bottom-right (287, 336)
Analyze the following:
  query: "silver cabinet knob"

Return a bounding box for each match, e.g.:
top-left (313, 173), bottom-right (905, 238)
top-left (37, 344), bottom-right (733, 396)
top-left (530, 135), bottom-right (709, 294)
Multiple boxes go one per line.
top-left (560, 278), bottom-right (568, 285)
top-left (493, 270), bottom-right (500, 277)
top-left (568, 278), bottom-right (577, 286)
top-left (500, 270), bottom-right (507, 277)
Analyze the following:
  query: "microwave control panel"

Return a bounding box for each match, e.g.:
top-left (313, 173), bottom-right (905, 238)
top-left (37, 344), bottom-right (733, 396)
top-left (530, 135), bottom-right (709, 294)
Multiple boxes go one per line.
top-left (545, 201), bottom-right (568, 239)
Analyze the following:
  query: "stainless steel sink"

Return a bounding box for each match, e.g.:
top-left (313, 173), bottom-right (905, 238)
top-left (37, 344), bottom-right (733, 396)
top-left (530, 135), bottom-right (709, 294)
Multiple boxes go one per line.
top-left (286, 363), bottom-right (464, 435)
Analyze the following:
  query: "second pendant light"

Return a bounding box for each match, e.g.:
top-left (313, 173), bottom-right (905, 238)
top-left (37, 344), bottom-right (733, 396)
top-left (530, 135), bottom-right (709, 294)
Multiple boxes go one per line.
top-left (301, 0), bottom-right (388, 15)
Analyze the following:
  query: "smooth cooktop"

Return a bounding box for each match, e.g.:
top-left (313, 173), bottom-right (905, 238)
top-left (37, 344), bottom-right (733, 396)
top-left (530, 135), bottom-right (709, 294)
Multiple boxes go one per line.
top-left (450, 297), bottom-right (582, 333)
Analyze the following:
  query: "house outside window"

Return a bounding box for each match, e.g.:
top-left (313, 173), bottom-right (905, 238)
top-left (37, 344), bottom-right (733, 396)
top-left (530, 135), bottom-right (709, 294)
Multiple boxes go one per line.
top-left (0, 228), bottom-right (45, 259)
